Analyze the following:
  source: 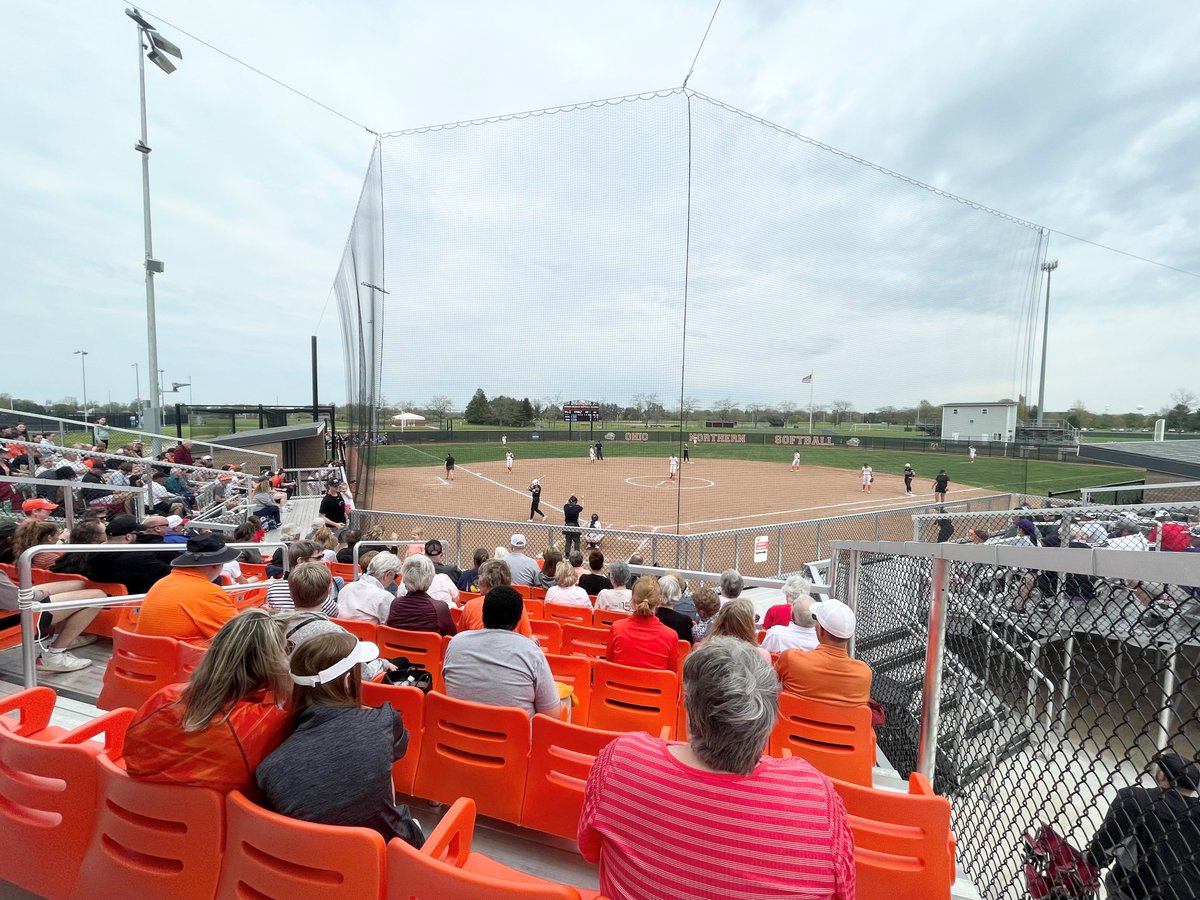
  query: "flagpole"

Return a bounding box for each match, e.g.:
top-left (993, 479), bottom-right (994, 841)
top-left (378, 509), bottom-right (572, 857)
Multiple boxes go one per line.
top-left (807, 375), bottom-right (814, 435)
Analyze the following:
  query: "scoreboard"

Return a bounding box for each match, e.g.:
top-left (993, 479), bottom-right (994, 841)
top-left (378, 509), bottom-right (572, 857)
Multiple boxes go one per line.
top-left (563, 401), bottom-right (601, 423)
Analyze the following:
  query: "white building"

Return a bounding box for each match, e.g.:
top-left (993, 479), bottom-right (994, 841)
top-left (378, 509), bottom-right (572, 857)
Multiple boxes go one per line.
top-left (940, 402), bottom-right (1017, 443)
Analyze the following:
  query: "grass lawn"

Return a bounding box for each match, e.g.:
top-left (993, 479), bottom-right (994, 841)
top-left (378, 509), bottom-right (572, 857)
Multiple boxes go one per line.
top-left (373, 441), bottom-right (1141, 497)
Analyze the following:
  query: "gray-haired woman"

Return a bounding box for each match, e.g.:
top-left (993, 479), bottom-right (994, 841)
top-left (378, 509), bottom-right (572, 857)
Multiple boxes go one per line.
top-left (386, 554), bottom-right (456, 636)
top-left (579, 638), bottom-right (856, 899)
top-left (595, 560), bottom-right (632, 612)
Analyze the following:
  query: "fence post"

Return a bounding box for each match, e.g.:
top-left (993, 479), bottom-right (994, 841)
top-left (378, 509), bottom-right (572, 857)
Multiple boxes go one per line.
top-left (63, 489), bottom-right (75, 533)
top-left (916, 555), bottom-right (950, 783)
top-left (1158, 646), bottom-right (1180, 750)
top-left (775, 525), bottom-right (784, 577)
top-left (815, 522), bottom-right (823, 560)
top-left (454, 520), bottom-right (463, 568)
top-left (733, 533), bottom-right (741, 571)
top-left (650, 535), bottom-right (658, 564)
top-left (844, 550), bottom-right (860, 660)
top-left (698, 536), bottom-right (705, 572)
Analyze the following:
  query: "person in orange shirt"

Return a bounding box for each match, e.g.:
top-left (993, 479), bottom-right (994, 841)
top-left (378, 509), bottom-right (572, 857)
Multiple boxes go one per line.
top-left (124, 609), bottom-right (293, 793)
top-left (773, 599), bottom-right (873, 708)
top-left (457, 558), bottom-right (534, 638)
top-left (607, 578), bottom-right (679, 672)
top-left (136, 533), bottom-right (242, 643)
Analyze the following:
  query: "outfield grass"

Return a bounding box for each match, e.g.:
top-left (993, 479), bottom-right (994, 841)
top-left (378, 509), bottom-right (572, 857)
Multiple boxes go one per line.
top-left (374, 441), bottom-right (1141, 496)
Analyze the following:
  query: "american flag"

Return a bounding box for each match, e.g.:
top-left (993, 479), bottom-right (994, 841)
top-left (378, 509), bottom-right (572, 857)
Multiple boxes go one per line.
top-left (801, 373), bottom-right (813, 384)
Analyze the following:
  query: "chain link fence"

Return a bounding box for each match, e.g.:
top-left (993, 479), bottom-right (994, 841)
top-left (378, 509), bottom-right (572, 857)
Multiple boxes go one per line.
top-left (345, 493), bottom-right (1016, 579)
top-left (831, 539), bottom-right (1200, 900)
top-left (912, 500), bottom-right (1200, 552)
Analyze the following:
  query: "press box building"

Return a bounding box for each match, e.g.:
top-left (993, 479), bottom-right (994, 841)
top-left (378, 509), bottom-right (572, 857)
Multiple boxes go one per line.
top-left (940, 402), bottom-right (1018, 443)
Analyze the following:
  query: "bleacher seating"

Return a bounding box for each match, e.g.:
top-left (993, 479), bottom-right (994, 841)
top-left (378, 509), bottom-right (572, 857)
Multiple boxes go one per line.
top-left (0, 675), bottom-right (957, 898)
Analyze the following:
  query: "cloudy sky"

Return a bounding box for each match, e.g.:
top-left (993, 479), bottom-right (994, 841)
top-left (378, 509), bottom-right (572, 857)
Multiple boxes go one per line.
top-left (3, 1), bottom-right (1197, 418)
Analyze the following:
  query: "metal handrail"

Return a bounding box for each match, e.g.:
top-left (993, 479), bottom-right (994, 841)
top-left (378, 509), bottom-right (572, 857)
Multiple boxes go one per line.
top-left (1, 410), bottom-right (276, 464)
top-left (1, 473), bottom-right (149, 528)
top-left (13, 541), bottom-right (287, 688)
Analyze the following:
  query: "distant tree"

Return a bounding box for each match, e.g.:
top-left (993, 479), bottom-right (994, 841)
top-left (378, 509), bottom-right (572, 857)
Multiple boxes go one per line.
top-left (464, 388), bottom-right (490, 425)
top-left (777, 401), bottom-right (797, 424)
top-left (713, 398), bottom-right (737, 420)
top-left (426, 395), bottom-right (453, 425)
top-left (1169, 388), bottom-right (1197, 410)
top-left (746, 402), bottom-right (766, 427)
top-left (1121, 411), bottom-right (1145, 429)
top-left (1165, 403), bottom-right (1191, 431)
top-left (49, 398), bottom-right (79, 418)
top-left (830, 400), bottom-right (853, 425)
top-left (519, 398), bottom-right (535, 427)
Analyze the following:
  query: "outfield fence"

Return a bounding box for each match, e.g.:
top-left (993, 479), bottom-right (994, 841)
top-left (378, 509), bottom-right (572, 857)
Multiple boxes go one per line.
top-left (831, 538), bottom-right (1199, 899)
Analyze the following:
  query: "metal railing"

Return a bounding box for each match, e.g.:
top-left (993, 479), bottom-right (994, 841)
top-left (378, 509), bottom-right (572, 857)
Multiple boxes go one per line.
top-left (1, 409), bottom-right (278, 466)
top-left (286, 465), bottom-right (349, 496)
top-left (12, 541), bottom-right (288, 688)
top-left (829, 538), bottom-right (1200, 899)
top-left (912, 499), bottom-right (1200, 550)
top-left (1080, 478), bottom-right (1200, 505)
top-left (346, 493), bottom-right (1015, 583)
top-left (1, 474), bottom-right (149, 529)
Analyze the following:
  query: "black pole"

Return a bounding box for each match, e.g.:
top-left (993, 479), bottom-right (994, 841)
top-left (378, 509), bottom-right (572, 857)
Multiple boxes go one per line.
top-left (311, 335), bottom-right (319, 423)
top-left (175, 403), bottom-right (183, 439)
top-left (258, 405), bottom-right (264, 430)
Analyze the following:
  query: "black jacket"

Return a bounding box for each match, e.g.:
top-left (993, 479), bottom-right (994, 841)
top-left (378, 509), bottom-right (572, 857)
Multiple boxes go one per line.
top-left (1088, 785), bottom-right (1200, 899)
top-left (86, 539), bottom-right (176, 595)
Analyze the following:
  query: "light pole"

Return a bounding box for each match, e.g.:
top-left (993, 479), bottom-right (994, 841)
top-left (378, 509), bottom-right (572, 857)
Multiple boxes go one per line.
top-left (73, 350), bottom-right (89, 422)
top-left (131, 363), bottom-right (142, 426)
top-left (1036, 259), bottom-right (1058, 427)
top-left (126, 7), bottom-right (182, 452)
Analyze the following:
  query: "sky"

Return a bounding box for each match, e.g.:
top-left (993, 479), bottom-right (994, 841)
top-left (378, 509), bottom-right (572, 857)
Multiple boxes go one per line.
top-left (2, 1), bottom-right (1197, 418)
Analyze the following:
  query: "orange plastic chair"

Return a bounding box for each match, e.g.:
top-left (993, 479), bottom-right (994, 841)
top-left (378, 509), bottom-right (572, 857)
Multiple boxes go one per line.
top-left (175, 641), bottom-right (208, 681)
top-left (522, 598), bottom-right (544, 619)
top-left (587, 660), bottom-right (678, 738)
top-left (675, 640), bottom-right (690, 680)
top-left (544, 602), bottom-right (593, 627)
top-left (360, 681), bottom-right (425, 796)
top-left (97, 628), bottom-right (180, 712)
top-left (458, 590), bottom-right (482, 605)
top-left (385, 797), bottom-right (599, 899)
top-left (72, 753), bottom-right (225, 900)
top-left (217, 790), bottom-right (386, 899)
top-left (413, 692), bottom-right (531, 825)
top-left (333, 617), bottom-right (379, 642)
top-left (240, 561), bottom-right (270, 581)
top-left (530, 618), bottom-right (563, 654)
top-left (756, 629), bottom-right (767, 645)
top-left (544, 654), bottom-right (592, 723)
top-left (769, 694), bottom-right (876, 786)
top-left (230, 585), bottom-right (268, 610)
top-left (449, 605), bottom-right (462, 626)
top-left (376, 625), bottom-right (446, 692)
top-left (520, 714), bottom-right (621, 840)
top-left (0, 686), bottom-right (68, 740)
top-left (513, 584), bottom-right (538, 600)
top-left (327, 561), bottom-right (356, 580)
top-left (830, 772), bottom-right (955, 899)
top-left (561, 623), bottom-right (609, 662)
top-left (593, 608), bottom-right (630, 628)
top-left (0, 707), bottom-right (133, 900)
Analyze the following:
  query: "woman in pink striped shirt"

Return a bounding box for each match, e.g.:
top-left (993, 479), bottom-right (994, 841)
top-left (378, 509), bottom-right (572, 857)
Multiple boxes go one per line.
top-left (579, 637), bottom-right (855, 900)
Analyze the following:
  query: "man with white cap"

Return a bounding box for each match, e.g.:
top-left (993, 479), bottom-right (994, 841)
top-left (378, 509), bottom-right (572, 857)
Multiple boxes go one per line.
top-left (774, 598), bottom-right (873, 707)
top-left (504, 533), bottom-right (541, 586)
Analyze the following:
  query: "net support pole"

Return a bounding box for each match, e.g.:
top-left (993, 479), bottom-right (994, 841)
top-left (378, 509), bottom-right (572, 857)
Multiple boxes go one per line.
top-left (917, 556), bottom-right (950, 782)
top-left (1158, 646), bottom-right (1179, 750)
top-left (311, 335), bottom-right (319, 423)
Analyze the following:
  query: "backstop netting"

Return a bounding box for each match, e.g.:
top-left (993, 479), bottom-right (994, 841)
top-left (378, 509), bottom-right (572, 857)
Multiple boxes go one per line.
top-left (335, 88), bottom-right (1049, 541)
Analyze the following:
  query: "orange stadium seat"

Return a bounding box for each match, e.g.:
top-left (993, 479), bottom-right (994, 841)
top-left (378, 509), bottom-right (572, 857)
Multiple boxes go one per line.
top-left (174, 641), bottom-right (207, 682)
top-left (360, 680), bottom-right (425, 796)
top-left (522, 598), bottom-right (544, 619)
top-left (769, 694), bottom-right (876, 786)
top-left (592, 608), bottom-right (629, 628)
top-left (544, 603), bottom-right (593, 627)
top-left (240, 561), bottom-right (269, 581)
top-left (376, 626), bottom-right (445, 692)
top-left (530, 619), bottom-right (563, 655)
top-left (675, 640), bottom-right (690, 680)
top-left (520, 714), bottom-right (621, 840)
top-left (561, 623), bottom-right (608, 662)
top-left (545, 654), bottom-right (592, 720)
top-left (217, 790), bottom-right (386, 900)
top-left (413, 692), bottom-right (531, 825)
top-left (0, 706), bottom-right (133, 900)
top-left (332, 617), bottom-right (379, 642)
top-left (587, 661), bottom-right (678, 738)
top-left (327, 561), bottom-right (356, 580)
top-left (831, 772), bottom-right (955, 899)
top-left (97, 628), bottom-right (180, 712)
top-left (72, 754), bottom-right (225, 900)
top-left (387, 797), bottom-right (601, 899)
top-left (0, 685), bottom-right (69, 741)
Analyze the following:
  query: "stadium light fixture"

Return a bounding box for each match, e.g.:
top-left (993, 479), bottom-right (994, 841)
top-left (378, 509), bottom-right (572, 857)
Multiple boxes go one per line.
top-left (73, 350), bottom-right (89, 421)
top-left (1035, 260), bottom-right (1058, 427)
top-left (126, 7), bottom-right (182, 450)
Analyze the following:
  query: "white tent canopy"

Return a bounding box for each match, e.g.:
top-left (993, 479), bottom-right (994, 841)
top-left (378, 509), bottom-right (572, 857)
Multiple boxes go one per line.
top-left (391, 412), bottom-right (427, 428)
